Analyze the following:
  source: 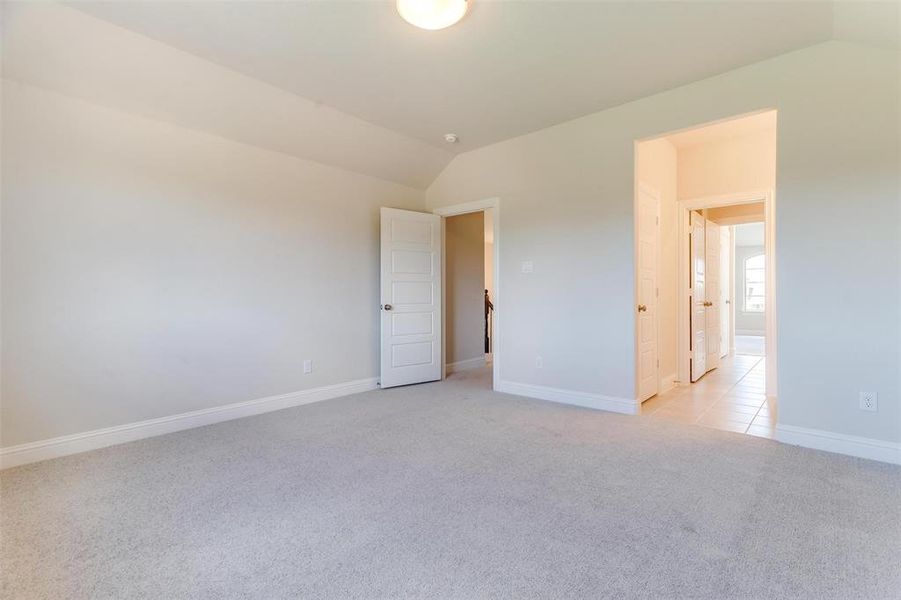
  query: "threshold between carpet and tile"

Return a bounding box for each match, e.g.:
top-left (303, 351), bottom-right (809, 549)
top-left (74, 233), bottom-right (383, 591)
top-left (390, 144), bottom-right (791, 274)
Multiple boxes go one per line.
top-left (2, 367), bottom-right (899, 599)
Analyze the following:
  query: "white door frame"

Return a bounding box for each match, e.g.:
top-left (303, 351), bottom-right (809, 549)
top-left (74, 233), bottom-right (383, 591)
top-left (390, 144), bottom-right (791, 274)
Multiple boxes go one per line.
top-left (676, 190), bottom-right (777, 397)
top-left (433, 198), bottom-right (500, 389)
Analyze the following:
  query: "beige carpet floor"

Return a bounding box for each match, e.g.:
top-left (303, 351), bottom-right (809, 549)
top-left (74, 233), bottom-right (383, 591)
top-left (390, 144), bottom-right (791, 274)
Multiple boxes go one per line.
top-left (2, 367), bottom-right (900, 599)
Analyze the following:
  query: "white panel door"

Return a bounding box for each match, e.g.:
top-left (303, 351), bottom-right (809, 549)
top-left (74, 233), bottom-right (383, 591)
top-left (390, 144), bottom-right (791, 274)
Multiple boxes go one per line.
top-left (705, 219), bottom-right (721, 372)
top-left (690, 211), bottom-right (707, 382)
top-left (380, 207), bottom-right (442, 388)
top-left (637, 186), bottom-right (659, 402)
top-left (719, 226), bottom-right (732, 358)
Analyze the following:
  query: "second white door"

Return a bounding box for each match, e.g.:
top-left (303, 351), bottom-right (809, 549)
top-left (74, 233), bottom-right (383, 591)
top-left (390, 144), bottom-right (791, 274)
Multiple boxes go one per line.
top-left (719, 226), bottom-right (732, 358)
top-left (705, 219), bottom-right (721, 372)
top-left (690, 211), bottom-right (707, 382)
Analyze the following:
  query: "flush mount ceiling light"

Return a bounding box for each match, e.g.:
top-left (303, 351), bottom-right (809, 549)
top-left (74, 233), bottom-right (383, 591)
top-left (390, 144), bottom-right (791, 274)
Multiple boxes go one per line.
top-left (397, 0), bottom-right (468, 30)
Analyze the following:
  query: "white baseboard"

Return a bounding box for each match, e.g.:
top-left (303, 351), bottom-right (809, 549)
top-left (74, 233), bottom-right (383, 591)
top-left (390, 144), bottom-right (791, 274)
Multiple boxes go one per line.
top-left (497, 380), bottom-right (638, 415)
top-left (445, 356), bottom-right (488, 374)
top-left (735, 330), bottom-right (765, 336)
top-left (0, 377), bottom-right (378, 470)
top-left (659, 372), bottom-right (677, 395)
top-left (776, 424), bottom-right (901, 465)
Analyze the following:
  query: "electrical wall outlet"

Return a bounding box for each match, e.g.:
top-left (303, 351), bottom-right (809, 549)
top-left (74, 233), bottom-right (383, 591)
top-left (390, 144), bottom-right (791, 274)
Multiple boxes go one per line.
top-left (535, 355), bottom-right (543, 369)
top-left (303, 360), bottom-right (313, 374)
top-left (859, 391), bottom-right (877, 412)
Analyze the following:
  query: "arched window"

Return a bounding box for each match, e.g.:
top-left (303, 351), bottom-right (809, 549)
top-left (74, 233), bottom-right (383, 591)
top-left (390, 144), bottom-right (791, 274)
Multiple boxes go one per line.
top-left (744, 254), bottom-right (765, 312)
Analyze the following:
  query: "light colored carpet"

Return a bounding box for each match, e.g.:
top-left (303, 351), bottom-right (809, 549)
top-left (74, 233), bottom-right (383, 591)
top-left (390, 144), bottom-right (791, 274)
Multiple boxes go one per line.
top-left (2, 367), bottom-right (900, 599)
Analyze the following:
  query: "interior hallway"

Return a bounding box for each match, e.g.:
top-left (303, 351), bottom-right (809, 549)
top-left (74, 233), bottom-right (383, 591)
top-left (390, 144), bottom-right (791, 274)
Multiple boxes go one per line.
top-left (641, 354), bottom-right (775, 438)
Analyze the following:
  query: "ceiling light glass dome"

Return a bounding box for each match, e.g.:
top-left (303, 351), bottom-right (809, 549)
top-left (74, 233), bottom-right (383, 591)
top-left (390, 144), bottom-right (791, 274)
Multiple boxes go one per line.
top-left (397, 0), bottom-right (468, 30)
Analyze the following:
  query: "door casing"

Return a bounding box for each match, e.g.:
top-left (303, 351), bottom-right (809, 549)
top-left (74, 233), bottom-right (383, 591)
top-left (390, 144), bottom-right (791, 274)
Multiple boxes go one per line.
top-left (433, 198), bottom-right (500, 389)
top-left (676, 190), bottom-right (777, 397)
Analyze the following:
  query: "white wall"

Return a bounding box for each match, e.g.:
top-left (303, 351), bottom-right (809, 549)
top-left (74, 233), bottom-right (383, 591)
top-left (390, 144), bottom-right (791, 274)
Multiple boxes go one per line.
top-left (677, 129), bottom-right (777, 200)
top-left (446, 212), bottom-right (485, 365)
top-left (1, 81), bottom-right (424, 447)
top-left (427, 41), bottom-right (900, 445)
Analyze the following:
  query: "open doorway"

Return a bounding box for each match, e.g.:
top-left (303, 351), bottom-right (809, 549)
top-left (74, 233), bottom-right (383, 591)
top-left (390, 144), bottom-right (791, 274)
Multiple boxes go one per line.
top-left (634, 110), bottom-right (777, 438)
top-left (435, 199), bottom-right (500, 389)
top-left (378, 200), bottom-right (499, 390)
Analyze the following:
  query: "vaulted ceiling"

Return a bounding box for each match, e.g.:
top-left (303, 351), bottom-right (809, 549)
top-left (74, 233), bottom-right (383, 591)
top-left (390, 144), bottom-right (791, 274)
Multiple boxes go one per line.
top-left (70, 0), bottom-right (836, 153)
top-left (4, 2), bottom-right (896, 188)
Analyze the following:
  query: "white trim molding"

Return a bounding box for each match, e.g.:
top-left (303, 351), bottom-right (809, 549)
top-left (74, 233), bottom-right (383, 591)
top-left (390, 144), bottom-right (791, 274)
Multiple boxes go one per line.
top-left (776, 424), bottom-right (901, 465)
top-left (445, 356), bottom-right (489, 374)
top-left (675, 189), bottom-right (777, 397)
top-left (497, 380), bottom-right (639, 415)
top-left (0, 377), bottom-right (378, 470)
top-left (433, 197), bottom-right (501, 392)
top-left (433, 197), bottom-right (499, 217)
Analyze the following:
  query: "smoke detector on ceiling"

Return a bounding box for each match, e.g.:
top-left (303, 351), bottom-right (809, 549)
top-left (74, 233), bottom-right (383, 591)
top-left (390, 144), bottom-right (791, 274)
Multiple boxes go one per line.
top-left (444, 133), bottom-right (459, 144)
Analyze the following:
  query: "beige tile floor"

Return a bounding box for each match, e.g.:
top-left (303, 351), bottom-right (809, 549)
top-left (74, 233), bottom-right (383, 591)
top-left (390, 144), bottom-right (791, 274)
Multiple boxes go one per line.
top-left (640, 354), bottom-right (777, 438)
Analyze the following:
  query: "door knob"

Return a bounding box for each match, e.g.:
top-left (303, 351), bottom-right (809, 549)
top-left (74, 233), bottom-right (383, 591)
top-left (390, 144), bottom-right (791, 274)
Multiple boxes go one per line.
top-left (704, 301), bottom-right (713, 307)
top-left (382, 304), bottom-right (393, 311)
top-left (637, 304), bottom-right (647, 312)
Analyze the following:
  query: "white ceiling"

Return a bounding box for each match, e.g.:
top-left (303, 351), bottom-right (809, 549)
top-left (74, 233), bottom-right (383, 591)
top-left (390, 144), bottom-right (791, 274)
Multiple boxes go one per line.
top-left (2, 3), bottom-right (453, 189)
top-left (6, 2), bottom-right (895, 188)
top-left (70, 1), bottom-right (837, 154)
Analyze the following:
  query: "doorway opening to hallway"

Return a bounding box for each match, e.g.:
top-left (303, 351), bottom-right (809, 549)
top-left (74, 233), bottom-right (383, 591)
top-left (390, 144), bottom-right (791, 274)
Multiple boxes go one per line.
top-left (443, 207), bottom-right (495, 386)
top-left (434, 198), bottom-right (500, 390)
top-left (633, 110), bottom-right (777, 438)
top-left (379, 199), bottom-right (499, 391)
